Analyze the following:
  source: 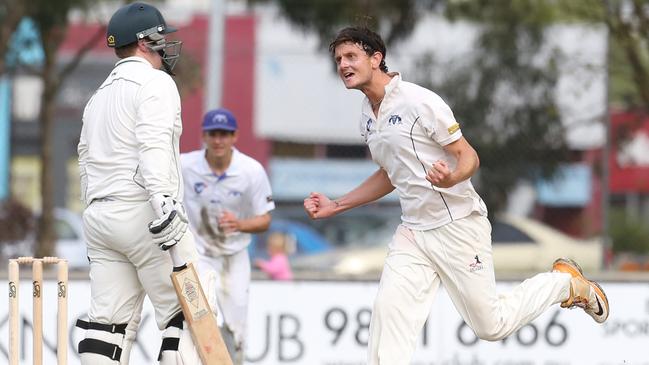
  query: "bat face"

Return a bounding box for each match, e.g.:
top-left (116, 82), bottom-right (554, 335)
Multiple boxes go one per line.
top-left (171, 262), bottom-right (233, 365)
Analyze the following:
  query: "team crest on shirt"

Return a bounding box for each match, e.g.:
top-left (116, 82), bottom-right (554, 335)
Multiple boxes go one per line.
top-left (366, 118), bottom-right (373, 133)
top-left (194, 182), bottom-right (206, 194)
top-left (363, 118), bottom-right (375, 143)
top-left (469, 255), bottom-right (484, 272)
top-left (388, 115), bottom-right (402, 126)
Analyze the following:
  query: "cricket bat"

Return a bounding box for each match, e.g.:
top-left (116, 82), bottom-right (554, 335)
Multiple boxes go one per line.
top-left (168, 246), bottom-right (233, 364)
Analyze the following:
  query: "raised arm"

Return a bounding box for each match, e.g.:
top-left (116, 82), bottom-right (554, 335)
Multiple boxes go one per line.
top-left (304, 168), bottom-right (395, 219)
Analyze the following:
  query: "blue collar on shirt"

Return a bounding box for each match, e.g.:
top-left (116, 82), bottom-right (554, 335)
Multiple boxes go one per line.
top-left (201, 147), bottom-right (242, 180)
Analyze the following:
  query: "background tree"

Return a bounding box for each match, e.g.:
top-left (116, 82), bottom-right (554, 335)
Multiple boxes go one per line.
top-left (249, 0), bottom-right (569, 214)
top-left (0, 0), bottom-right (28, 74)
top-left (249, 0), bottom-right (441, 46)
top-left (556, 0), bottom-right (649, 109)
top-left (8, 0), bottom-right (107, 257)
top-left (424, 1), bottom-right (570, 214)
top-left (2, 0), bottom-right (201, 257)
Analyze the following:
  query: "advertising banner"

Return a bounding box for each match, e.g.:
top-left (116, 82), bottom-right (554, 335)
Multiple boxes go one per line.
top-left (0, 280), bottom-right (646, 364)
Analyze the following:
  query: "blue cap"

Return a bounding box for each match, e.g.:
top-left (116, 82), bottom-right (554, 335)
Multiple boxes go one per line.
top-left (202, 108), bottom-right (237, 132)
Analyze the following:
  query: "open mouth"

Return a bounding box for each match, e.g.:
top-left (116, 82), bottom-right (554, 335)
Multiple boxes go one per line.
top-left (343, 71), bottom-right (354, 80)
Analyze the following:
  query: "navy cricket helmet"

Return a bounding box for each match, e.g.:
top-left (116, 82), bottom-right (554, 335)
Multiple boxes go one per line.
top-left (106, 2), bottom-right (182, 74)
top-left (106, 2), bottom-right (176, 48)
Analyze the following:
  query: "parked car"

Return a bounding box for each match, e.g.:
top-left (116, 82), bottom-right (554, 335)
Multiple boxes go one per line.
top-left (52, 208), bottom-right (88, 269)
top-left (290, 214), bottom-right (603, 276)
top-left (1, 208), bottom-right (88, 269)
top-left (249, 218), bottom-right (333, 261)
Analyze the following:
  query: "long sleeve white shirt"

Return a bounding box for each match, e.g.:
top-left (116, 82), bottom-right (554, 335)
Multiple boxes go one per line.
top-left (78, 56), bottom-right (184, 205)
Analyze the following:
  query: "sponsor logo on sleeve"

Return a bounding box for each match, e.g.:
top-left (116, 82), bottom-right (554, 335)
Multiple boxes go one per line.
top-left (447, 123), bottom-right (460, 135)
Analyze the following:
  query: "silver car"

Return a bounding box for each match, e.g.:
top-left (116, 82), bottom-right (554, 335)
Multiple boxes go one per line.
top-left (291, 214), bottom-right (603, 277)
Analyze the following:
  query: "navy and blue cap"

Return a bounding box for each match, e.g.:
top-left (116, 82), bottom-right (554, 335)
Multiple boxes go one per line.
top-left (202, 108), bottom-right (238, 132)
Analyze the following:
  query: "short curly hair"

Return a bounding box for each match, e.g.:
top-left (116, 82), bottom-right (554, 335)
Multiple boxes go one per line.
top-left (329, 26), bottom-right (388, 73)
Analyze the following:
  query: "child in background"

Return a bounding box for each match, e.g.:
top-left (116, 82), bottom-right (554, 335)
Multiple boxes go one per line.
top-left (254, 232), bottom-right (293, 280)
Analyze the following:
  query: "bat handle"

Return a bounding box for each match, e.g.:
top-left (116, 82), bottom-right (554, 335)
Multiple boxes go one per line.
top-left (169, 246), bottom-right (186, 269)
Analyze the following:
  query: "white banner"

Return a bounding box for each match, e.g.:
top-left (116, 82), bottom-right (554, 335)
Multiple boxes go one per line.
top-left (0, 280), bottom-right (647, 364)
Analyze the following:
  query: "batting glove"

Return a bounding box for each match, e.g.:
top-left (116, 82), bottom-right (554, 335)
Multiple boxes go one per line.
top-left (148, 194), bottom-right (189, 250)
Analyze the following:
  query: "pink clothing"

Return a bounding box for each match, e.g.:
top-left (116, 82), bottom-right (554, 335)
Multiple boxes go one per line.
top-left (256, 254), bottom-right (293, 280)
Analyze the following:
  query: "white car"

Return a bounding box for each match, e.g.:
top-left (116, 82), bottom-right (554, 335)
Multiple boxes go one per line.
top-left (1, 208), bottom-right (88, 269)
top-left (52, 208), bottom-right (88, 269)
top-left (291, 214), bottom-right (603, 277)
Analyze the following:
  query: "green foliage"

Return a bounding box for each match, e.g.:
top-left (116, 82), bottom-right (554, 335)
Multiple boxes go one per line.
top-left (254, 0), bottom-right (570, 213)
top-left (418, 0), bottom-right (570, 214)
top-left (0, 198), bottom-right (33, 243)
top-left (609, 208), bottom-right (649, 254)
top-left (248, 0), bottom-right (441, 46)
top-left (12, 0), bottom-right (109, 257)
top-left (552, 0), bottom-right (649, 109)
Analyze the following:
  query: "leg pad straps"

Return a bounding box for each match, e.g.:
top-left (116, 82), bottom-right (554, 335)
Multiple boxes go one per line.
top-left (76, 319), bottom-right (128, 361)
top-left (157, 311), bottom-right (185, 361)
top-left (78, 338), bottom-right (122, 361)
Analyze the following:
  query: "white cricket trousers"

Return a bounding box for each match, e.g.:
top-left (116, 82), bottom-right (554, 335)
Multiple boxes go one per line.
top-left (367, 213), bottom-right (572, 365)
top-left (197, 249), bottom-right (251, 348)
top-left (83, 199), bottom-right (199, 331)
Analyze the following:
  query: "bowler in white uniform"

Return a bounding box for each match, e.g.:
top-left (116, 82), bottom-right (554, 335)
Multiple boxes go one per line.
top-left (181, 108), bottom-right (275, 364)
top-left (303, 26), bottom-right (610, 365)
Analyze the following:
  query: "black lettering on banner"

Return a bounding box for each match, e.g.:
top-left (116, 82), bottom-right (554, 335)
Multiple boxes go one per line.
top-left (421, 320), bottom-right (428, 347)
top-left (278, 314), bottom-right (304, 361)
top-left (354, 308), bottom-right (371, 346)
top-left (0, 314), bottom-right (8, 359)
top-left (514, 324), bottom-right (538, 346)
top-left (324, 307), bottom-right (347, 345)
top-left (457, 322), bottom-right (479, 346)
top-left (457, 310), bottom-right (568, 347)
top-left (605, 320), bottom-right (649, 337)
top-left (246, 314), bottom-right (271, 362)
top-left (545, 311), bottom-right (568, 346)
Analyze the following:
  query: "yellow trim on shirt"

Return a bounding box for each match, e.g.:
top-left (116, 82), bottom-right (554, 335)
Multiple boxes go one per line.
top-left (447, 123), bottom-right (460, 135)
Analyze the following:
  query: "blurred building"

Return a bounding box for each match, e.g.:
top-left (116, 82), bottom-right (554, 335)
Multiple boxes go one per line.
top-left (10, 1), bottom-right (648, 245)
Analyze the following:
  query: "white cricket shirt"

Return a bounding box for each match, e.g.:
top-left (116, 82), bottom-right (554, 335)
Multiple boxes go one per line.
top-left (78, 56), bottom-right (184, 204)
top-left (360, 73), bottom-right (487, 230)
top-left (181, 148), bottom-right (275, 256)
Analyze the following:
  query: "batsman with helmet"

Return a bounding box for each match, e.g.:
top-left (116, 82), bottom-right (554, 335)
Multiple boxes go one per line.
top-left (77, 2), bottom-right (208, 364)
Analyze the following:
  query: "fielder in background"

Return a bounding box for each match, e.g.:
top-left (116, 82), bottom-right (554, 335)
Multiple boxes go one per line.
top-left (303, 26), bottom-right (610, 365)
top-left (77, 2), bottom-right (204, 364)
top-left (181, 108), bottom-right (275, 364)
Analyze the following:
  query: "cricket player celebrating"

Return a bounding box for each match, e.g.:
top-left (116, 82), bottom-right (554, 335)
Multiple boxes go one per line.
top-left (181, 108), bottom-right (275, 364)
top-left (77, 3), bottom-right (204, 364)
top-left (303, 26), bottom-right (610, 365)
